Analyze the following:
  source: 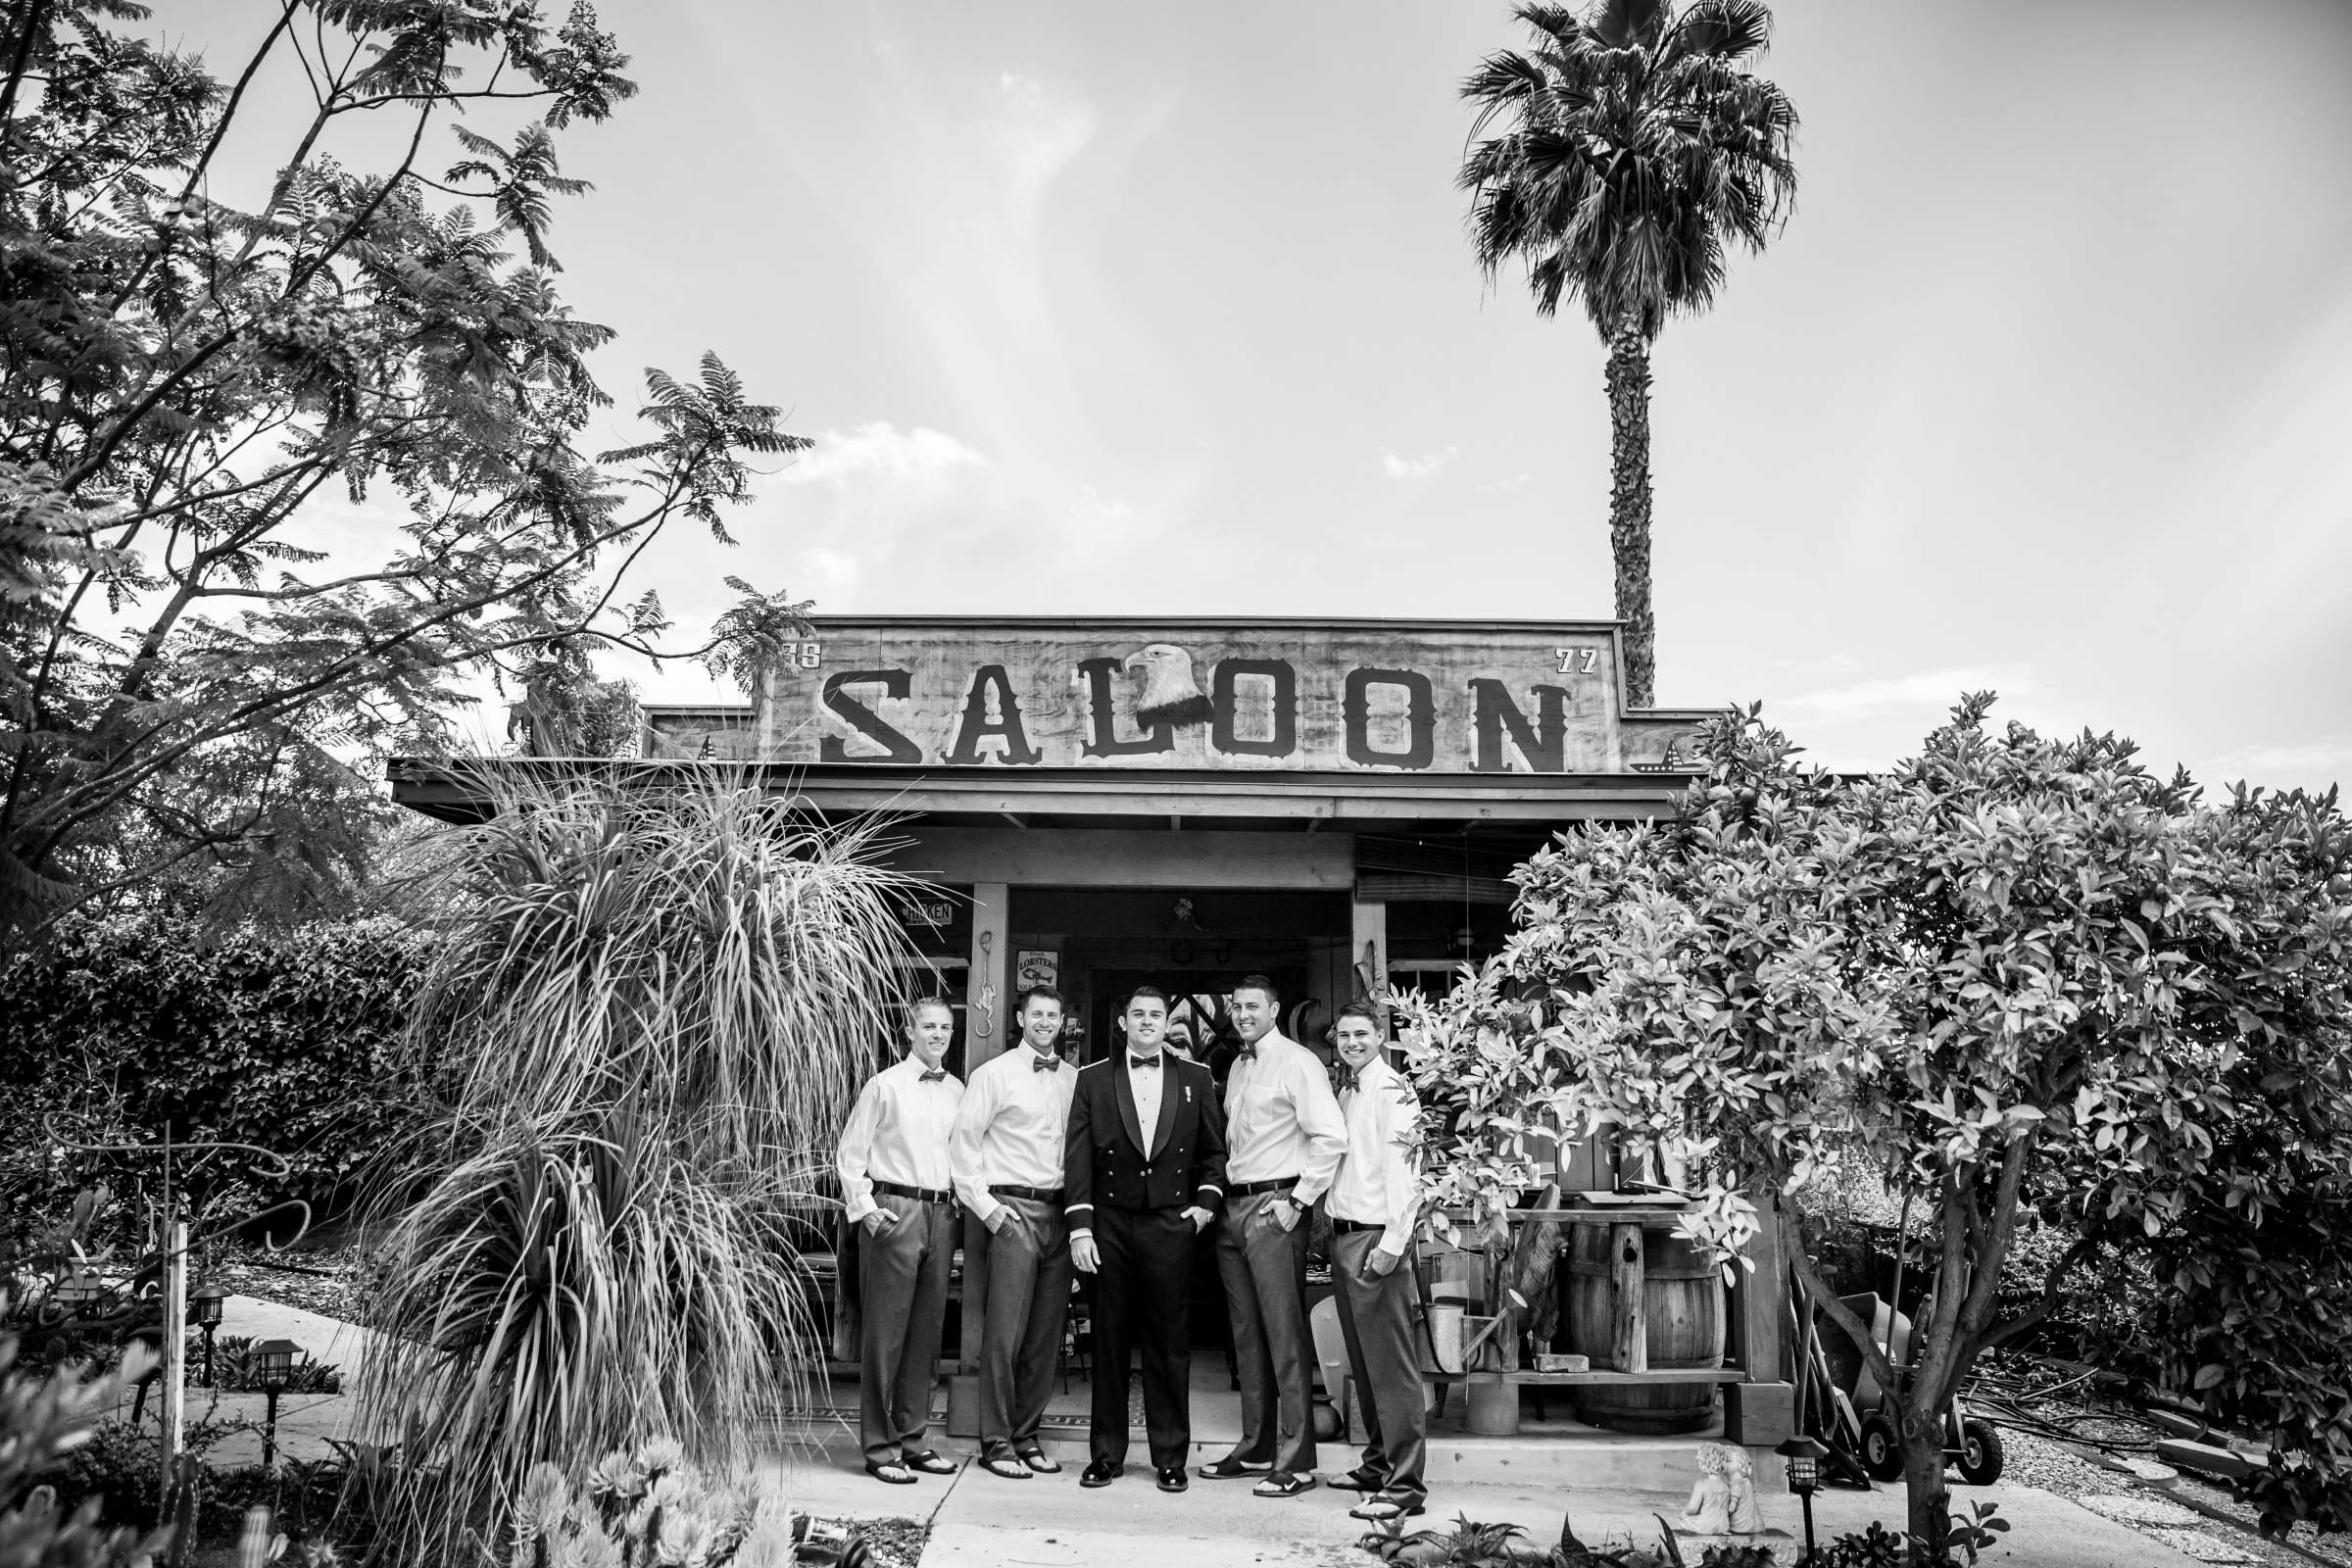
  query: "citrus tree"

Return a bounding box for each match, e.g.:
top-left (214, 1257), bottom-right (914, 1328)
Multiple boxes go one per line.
top-left (1399, 698), bottom-right (2352, 1552)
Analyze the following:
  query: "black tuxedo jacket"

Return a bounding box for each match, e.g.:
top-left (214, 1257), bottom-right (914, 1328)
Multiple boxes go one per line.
top-left (1063, 1052), bottom-right (1228, 1229)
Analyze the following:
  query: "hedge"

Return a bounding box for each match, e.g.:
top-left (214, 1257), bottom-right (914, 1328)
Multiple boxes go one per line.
top-left (0, 913), bottom-right (436, 1228)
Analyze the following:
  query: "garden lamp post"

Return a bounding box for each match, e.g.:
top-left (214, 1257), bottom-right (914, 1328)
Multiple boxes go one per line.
top-left (254, 1338), bottom-right (302, 1466)
top-left (1777, 1435), bottom-right (1828, 1563)
top-left (189, 1284), bottom-right (227, 1387)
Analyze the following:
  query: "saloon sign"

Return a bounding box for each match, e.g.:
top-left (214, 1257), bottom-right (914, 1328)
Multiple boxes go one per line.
top-left (754, 619), bottom-right (1703, 776)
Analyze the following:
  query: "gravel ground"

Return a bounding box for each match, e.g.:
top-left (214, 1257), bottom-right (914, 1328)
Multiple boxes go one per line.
top-left (852, 1517), bottom-right (928, 1568)
top-left (1994, 1419), bottom-right (2352, 1568)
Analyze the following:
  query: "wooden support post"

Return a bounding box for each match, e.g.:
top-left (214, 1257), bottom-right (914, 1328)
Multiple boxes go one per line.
top-left (1350, 897), bottom-right (1387, 1008)
top-left (1738, 1186), bottom-right (1788, 1383)
top-left (159, 1219), bottom-right (185, 1519)
top-left (1610, 1222), bottom-right (1646, 1374)
top-left (967, 881), bottom-right (1009, 1071)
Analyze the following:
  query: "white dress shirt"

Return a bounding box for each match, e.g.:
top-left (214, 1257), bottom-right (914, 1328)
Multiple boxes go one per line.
top-left (1328, 1055), bottom-right (1422, 1255)
top-left (837, 1054), bottom-right (963, 1223)
top-left (1127, 1046), bottom-right (1166, 1155)
top-left (950, 1045), bottom-right (1077, 1225)
top-left (1222, 1029), bottom-right (1347, 1201)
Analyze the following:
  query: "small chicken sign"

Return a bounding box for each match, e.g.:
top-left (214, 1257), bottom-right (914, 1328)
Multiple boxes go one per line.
top-left (752, 617), bottom-right (1706, 776)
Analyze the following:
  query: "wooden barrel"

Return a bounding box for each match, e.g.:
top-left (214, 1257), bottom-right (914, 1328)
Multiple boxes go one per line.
top-left (1562, 1225), bottom-right (1725, 1434)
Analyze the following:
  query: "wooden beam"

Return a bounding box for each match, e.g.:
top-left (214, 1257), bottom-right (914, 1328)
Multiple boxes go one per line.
top-left (1610, 1222), bottom-right (1647, 1374)
top-left (886, 827), bottom-right (1356, 889)
top-left (967, 882), bottom-right (1009, 1070)
top-left (1350, 898), bottom-right (1387, 1004)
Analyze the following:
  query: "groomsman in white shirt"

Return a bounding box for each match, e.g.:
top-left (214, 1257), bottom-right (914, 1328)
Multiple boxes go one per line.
top-left (1325, 1001), bottom-right (1428, 1521)
top-left (950, 986), bottom-right (1079, 1480)
top-left (1200, 975), bottom-right (1348, 1497)
top-left (837, 997), bottom-right (964, 1486)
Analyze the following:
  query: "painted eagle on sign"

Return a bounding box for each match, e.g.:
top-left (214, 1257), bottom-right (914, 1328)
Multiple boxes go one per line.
top-left (1125, 643), bottom-right (1211, 728)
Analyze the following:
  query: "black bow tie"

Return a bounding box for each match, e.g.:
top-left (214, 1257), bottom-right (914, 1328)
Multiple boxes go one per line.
top-left (1128, 1054), bottom-right (1160, 1070)
top-left (1333, 1067), bottom-right (1360, 1094)
top-left (919, 1068), bottom-right (946, 1083)
top-left (1236, 1042), bottom-right (1258, 1061)
top-left (1031, 1054), bottom-right (1060, 1073)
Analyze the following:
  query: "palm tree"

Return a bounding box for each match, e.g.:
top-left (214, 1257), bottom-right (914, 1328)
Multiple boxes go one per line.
top-left (1459, 0), bottom-right (1797, 708)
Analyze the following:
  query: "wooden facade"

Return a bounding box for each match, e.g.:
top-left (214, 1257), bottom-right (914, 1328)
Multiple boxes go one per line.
top-left (388, 615), bottom-right (1794, 1443)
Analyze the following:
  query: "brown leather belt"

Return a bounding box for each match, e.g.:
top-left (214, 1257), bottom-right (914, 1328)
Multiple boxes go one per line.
top-left (872, 1181), bottom-right (951, 1203)
top-left (1229, 1176), bottom-right (1300, 1198)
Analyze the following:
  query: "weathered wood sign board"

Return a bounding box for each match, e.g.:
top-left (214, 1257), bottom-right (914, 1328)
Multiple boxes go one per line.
top-left (744, 618), bottom-right (1703, 775)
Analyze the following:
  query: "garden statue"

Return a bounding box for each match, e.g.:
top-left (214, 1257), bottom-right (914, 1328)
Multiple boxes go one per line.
top-left (1724, 1444), bottom-right (1765, 1533)
top-left (1681, 1443), bottom-right (1765, 1535)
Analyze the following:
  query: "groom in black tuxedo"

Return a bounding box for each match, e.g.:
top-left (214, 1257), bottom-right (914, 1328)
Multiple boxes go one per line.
top-left (1064, 985), bottom-right (1228, 1493)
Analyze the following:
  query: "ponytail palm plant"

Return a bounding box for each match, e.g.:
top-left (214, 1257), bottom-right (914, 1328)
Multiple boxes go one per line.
top-left (355, 767), bottom-right (917, 1560)
top-left (1459, 0), bottom-right (1798, 708)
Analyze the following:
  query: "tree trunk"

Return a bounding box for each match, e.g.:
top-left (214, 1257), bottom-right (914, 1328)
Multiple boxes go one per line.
top-left (1603, 322), bottom-right (1657, 709)
top-left (1901, 1404), bottom-right (1952, 1565)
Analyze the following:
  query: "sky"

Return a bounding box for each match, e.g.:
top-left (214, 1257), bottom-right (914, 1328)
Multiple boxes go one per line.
top-left (169, 0), bottom-right (2352, 788)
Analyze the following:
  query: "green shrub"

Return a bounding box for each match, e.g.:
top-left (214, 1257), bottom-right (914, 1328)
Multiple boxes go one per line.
top-left (0, 914), bottom-right (434, 1227)
top-left (0, 1327), bottom-right (172, 1567)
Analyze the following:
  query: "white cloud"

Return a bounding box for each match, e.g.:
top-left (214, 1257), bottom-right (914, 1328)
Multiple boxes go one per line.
top-left (777, 422), bottom-right (988, 490)
top-left (2199, 735), bottom-right (2352, 789)
top-left (1382, 446), bottom-right (1458, 480)
top-left (791, 546), bottom-right (863, 598)
top-left (992, 70), bottom-right (1097, 196)
top-left (1777, 665), bottom-right (2042, 725)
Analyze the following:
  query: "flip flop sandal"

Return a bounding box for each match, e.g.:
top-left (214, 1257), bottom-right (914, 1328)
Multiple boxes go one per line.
top-left (1349, 1495), bottom-right (1427, 1522)
top-left (1015, 1446), bottom-right (1062, 1475)
top-left (903, 1450), bottom-right (958, 1475)
top-left (1199, 1456), bottom-right (1273, 1480)
top-left (863, 1461), bottom-right (916, 1486)
top-left (1328, 1466), bottom-right (1388, 1493)
top-left (980, 1452), bottom-right (1032, 1480)
top-left (1251, 1472), bottom-right (1317, 1498)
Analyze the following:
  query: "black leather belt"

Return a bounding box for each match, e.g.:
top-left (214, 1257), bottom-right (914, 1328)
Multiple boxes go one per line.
top-left (1332, 1218), bottom-right (1384, 1235)
top-left (1229, 1176), bottom-right (1300, 1198)
top-left (989, 1185), bottom-right (1064, 1203)
top-left (872, 1181), bottom-right (951, 1202)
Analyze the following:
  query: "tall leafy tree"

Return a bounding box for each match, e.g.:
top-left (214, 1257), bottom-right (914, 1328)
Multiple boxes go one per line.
top-left (1403, 701), bottom-right (2352, 1552)
top-left (0, 1), bottom-right (816, 932)
top-left (1458, 0), bottom-right (1797, 707)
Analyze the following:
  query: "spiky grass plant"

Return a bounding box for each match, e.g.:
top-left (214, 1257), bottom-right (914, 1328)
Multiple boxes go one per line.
top-left (355, 767), bottom-right (916, 1561)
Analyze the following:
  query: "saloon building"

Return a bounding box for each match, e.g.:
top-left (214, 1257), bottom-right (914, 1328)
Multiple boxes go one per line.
top-left (391, 615), bottom-right (1795, 1447)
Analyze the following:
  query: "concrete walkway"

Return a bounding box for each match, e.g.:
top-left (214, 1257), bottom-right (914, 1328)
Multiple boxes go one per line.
top-left (148, 1298), bottom-right (2212, 1566)
top-left (768, 1446), bottom-right (2205, 1568)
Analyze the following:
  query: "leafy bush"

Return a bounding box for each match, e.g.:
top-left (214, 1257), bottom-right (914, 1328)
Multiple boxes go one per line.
top-left (192, 1336), bottom-right (343, 1396)
top-left (0, 914), bottom-right (434, 1226)
top-left (0, 1324), bottom-right (171, 1567)
top-left (357, 771), bottom-right (916, 1561)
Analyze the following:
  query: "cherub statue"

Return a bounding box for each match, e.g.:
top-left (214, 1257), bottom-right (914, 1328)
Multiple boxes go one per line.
top-left (1680, 1444), bottom-right (1733, 1534)
top-left (1723, 1443), bottom-right (1765, 1534)
top-left (1681, 1443), bottom-right (1766, 1536)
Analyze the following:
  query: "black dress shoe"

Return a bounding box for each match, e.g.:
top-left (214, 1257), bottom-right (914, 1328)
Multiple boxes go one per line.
top-left (1079, 1459), bottom-right (1122, 1489)
top-left (1156, 1466), bottom-right (1189, 1493)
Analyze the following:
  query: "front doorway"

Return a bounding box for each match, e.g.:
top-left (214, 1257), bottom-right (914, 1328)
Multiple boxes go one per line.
top-left (1005, 886), bottom-right (1353, 1079)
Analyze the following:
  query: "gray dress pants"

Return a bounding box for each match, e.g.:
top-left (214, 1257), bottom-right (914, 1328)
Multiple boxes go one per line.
top-left (974, 1195), bottom-right (1073, 1454)
top-left (1214, 1189), bottom-right (1316, 1474)
top-left (858, 1192), bottom-right (954, 1465)
top-left (1331, 1227), bottom-right (1428, 1503)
